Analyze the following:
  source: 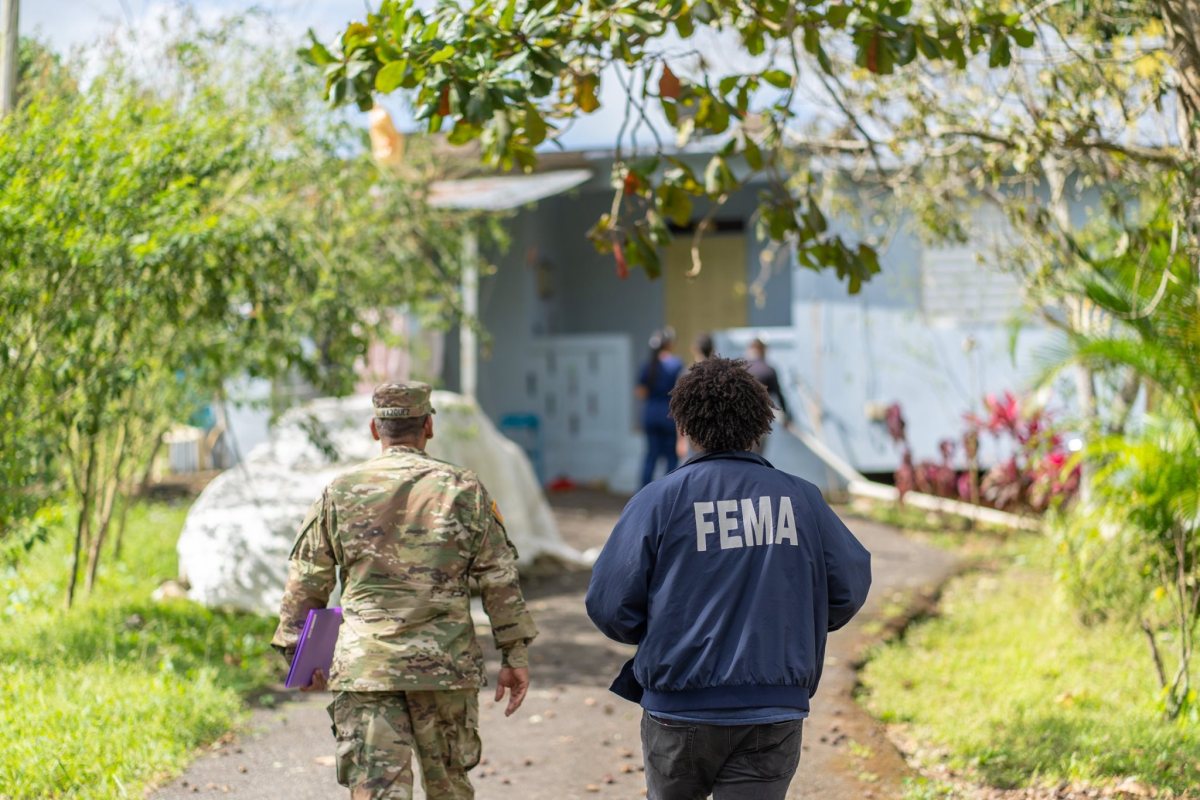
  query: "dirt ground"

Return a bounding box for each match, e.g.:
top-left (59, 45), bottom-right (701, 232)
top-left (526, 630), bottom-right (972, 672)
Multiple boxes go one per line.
top-left (151, 489), bottom-right (959, 800)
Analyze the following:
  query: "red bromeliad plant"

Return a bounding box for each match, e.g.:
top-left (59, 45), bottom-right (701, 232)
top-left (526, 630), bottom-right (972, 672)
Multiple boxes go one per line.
top-left (885, 392), bottom-right (1079, 514)
top-left (969, 391), bottom-right (1081, 513)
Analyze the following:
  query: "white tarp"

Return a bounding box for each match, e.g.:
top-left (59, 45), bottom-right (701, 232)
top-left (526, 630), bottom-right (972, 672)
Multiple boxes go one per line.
top-left (177, 391), bottom-right (581, 615)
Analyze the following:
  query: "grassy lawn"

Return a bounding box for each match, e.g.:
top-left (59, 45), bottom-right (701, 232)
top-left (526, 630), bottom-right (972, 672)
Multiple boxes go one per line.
top-left (859, 534), bottom-right (1200, 796)
top-left (0, 502), bottom-right (279, 799)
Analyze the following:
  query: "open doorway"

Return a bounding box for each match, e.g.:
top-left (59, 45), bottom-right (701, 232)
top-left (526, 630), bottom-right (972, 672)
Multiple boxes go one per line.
top-left (664, 231), bottom-right (748, 363)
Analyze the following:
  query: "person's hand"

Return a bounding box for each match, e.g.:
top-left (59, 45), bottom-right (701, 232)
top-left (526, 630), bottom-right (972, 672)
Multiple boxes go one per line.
top-left (494, 667), bottom-right (529, 717)
top-left (300, 668), bottom-right (328, 693)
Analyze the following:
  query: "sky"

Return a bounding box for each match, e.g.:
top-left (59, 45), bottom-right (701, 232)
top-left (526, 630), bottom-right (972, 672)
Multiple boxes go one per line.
top-left (22, 1), bottom-right (366, 54)
top-left (18, 0), bottom-right (664, 150)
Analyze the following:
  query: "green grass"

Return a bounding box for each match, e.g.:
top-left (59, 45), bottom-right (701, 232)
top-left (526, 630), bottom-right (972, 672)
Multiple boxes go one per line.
top-left (0, 503), bottom-right (279, 799)
top-left (845, 499), bottom-right (1026, 552)
top-left (859, 536), bottom-right (1200, 795)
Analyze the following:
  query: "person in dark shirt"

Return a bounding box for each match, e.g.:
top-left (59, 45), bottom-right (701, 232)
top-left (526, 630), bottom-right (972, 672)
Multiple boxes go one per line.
top-left (692, 332), bottom-right (715, 362)
top-left (636, 328), bottom-right (684, 486)
top-left (587, 357), bottom-right (872, 800)
top-left (745, 337), bottom-right (789, 453)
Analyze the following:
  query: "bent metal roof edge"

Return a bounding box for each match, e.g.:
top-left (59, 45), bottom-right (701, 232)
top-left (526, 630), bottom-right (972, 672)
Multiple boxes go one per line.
top-left (428, 168), bottom-right (594, 211)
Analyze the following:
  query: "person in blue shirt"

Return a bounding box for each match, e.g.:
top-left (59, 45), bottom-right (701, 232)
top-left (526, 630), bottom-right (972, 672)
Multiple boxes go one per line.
top-left (636, 328), bottom-right (685, 487)
top-left (587, 357), bottom-right (872, 800)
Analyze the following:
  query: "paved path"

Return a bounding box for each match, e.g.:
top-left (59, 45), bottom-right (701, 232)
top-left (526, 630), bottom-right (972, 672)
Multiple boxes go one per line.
top-left (153, 491), bottom-right (957, 800)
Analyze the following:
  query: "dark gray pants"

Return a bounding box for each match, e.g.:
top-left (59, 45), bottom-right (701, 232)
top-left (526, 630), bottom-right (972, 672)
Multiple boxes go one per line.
top-left (641, 712), bottom-right (804, 800)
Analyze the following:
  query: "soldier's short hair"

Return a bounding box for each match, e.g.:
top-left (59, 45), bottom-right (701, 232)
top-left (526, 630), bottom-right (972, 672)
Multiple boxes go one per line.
top-left (377, 414), bottom-right (428, 441)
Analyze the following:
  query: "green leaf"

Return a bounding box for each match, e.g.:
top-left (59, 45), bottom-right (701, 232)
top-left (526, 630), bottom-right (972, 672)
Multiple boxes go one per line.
top-left (803, 26), bottom-right (820, 57)
top-left (675, 9), bottom-right (694, 38)
top-left (695, 93), bottom-right (731, 133)
top-left (499, 0), bottom-right (518, 31)
top-left (524, 107), bottom-right (548, 145)
top-left (743, 136), bottom-right (763, 170)
top-left (988, 34), bottom-right (1012, 68)
top-left (659, 184), bottom-right (694, 227)
top-left (301, 32), bottom-right (337, 66)
top-left (745, 29), bottom-right (766, 56)
top-left (944, 35), bottom-right (967, 68)
top-left (448, 120), bottom-right (479, 145)
top-left (330, 77), bottom-right (351, 106)
top-left (1011, 27), bottom-right (1036, 48)
top-left (895, 30), bottom-right (917, 66)
top-left (661, 98), bottom-right (679, 125)
top-left (762, 69), bottom-right (792, 89)
top-left (915, 28), bottom-right (941, 59)
top-left (575, 73), bottom-right (600, 113)
top-left (375, 60), bottom-right (408, 93)
top-left (627, 232), bottom-right (662, 279)
top-left (703, 155), bottom-right (737, 195)
top-left (428, 45), bottom-right (456, 65)
top-left (803, 199), bottom-right (828, 234)
top-left (826, 5), bottom-right (851, 29)
top-left (497, 51), bottom-right (531, 74)
top-left (815, 44), bottom-right (833, 73)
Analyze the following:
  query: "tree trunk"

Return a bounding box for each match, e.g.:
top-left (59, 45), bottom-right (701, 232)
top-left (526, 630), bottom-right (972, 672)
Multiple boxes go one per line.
top-left (85, 424), bottom-right (128, 593)
top-left (1167, 524), bottom-right (1196, 718)
top-left (1160, 0), bottom-right (1200, 154)
top-left (1159, 0), bottom-right (1200, 265)
top-left (65, 435), bottom-right (98, 610)
top-left (1044, 155), bottom-right (1098, 502)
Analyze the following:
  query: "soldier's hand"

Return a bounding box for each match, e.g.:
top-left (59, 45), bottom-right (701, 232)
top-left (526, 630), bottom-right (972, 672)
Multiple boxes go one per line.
top-left (494, 667), bottom-right (529, 717)
top-left (300, 668), bottom-right (328, 693)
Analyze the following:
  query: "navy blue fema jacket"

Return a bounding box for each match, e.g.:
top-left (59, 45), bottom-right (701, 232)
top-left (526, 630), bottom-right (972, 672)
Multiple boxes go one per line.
top-left (585, 451), bottom-right (872, 714)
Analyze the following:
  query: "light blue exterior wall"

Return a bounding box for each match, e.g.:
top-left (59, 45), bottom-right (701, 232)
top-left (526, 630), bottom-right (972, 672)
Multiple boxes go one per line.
top-left (458, 164), bottom-right (1075, 488)
top-left (472, 208), bottom-right (544, 424)
top-left (717, 314), bottom-right (1064, 474)
top-left (541, 190), bottom-right (665, 357)
top-left (468, 182), bottom-right (788, 428)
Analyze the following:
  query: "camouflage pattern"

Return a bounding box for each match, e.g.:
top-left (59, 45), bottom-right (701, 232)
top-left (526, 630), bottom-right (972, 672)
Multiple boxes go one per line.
top-left (271, 444), bottom-right (538, 691)
top-left (372, 382), bottom-right (436, 418)
top-left (328, 689), bottom-right (480, 799)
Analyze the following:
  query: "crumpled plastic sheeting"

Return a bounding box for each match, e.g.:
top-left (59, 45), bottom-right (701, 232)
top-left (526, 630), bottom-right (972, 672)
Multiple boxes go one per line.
top-left (177, 391), bottom-right (583, 614)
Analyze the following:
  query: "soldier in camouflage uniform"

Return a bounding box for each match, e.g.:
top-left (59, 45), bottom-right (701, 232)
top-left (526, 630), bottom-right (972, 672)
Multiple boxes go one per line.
top-left (272, 382), bottom-right (538, 800)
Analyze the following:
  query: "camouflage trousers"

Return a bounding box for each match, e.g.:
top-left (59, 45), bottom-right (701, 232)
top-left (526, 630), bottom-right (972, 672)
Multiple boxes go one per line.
top-left (327, 690), bottom-right (481, 800)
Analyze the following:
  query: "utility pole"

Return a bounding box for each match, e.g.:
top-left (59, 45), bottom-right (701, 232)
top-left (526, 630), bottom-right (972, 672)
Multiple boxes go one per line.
top-left (0, 0), bottom-right (18, 117)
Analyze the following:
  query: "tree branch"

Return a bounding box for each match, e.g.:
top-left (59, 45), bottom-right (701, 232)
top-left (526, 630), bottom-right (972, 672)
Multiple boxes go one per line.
top-left (931, 126), bottom-right (1182, 167)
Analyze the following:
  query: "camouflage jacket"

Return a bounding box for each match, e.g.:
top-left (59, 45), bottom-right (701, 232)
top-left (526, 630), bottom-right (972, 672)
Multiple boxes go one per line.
top-left (271, 445), bottom-right (538, 691)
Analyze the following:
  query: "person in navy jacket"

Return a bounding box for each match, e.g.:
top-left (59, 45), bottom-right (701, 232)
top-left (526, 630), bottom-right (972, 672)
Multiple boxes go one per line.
top-left (586, 357), bottom-right (872, 800)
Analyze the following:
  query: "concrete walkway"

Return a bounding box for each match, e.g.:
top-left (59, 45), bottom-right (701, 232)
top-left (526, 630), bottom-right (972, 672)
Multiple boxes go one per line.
top-left (152, 491), bottom-right (957, 800)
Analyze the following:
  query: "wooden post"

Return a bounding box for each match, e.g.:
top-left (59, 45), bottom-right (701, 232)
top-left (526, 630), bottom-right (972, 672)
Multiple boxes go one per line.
top-left (460, 229), bottom-right (479, 401)
top-left (0, 0), bottom-right (17, 116)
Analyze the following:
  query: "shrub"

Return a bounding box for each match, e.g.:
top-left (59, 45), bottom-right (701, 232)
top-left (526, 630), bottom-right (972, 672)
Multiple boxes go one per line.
top-left (885, 392), bottom-right (1079, 513)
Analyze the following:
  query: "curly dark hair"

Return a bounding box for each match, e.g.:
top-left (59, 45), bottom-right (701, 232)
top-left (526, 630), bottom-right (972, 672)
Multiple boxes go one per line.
top-left (669, 357), bottom-right (775, 452)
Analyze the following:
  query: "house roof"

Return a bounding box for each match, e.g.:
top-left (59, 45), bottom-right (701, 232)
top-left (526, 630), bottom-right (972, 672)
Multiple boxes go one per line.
top-left (428, 168), bottom-right (594, 211)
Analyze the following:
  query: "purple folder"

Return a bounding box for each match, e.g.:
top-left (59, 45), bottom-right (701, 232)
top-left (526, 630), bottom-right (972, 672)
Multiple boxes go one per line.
top-left (285, 607), bottom-right (343, 689)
